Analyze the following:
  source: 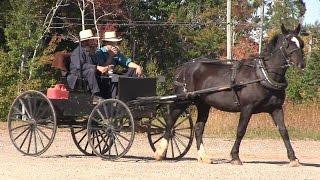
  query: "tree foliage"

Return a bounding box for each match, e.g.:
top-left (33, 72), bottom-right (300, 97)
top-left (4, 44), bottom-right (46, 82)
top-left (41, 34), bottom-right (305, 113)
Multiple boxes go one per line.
top-left (0, 0), bottom-right (319, 120)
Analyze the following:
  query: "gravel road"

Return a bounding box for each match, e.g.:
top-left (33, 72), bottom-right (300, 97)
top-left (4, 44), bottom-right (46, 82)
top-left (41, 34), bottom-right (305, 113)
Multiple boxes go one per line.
top-left (0, 122), bottom-right (319, 179)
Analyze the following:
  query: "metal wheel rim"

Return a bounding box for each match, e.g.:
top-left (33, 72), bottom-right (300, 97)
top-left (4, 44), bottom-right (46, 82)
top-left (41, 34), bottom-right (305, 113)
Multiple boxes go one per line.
top-left (87, 99), bottom-right (135, 160)
top-left (147, 108), bottom-right (194, 160)
top-left (8, 90), bottom-right (57, 156)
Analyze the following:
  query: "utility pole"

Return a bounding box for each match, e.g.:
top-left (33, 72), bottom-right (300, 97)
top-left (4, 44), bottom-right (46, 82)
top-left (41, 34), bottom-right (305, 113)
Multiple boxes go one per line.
top-left (259, 0), bottom-right (265, 54)
top-left (227, 0), bottom-right (232, 60)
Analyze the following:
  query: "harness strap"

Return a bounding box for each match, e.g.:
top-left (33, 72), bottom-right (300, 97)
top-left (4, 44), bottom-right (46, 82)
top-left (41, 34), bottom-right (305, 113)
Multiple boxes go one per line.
top-left (256, 59), bottom-right (287, 90)
top-left (230, 61), bottom-right (243, 106)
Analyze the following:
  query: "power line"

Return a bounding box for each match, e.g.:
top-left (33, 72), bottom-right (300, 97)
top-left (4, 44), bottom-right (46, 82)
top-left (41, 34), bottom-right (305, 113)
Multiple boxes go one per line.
top-left (0, 14), bottom-right (261, 28)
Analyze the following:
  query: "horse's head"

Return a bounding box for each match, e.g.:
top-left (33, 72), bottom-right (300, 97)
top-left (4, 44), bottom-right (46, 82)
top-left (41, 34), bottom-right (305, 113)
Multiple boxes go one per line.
top-left (280, 24), bottom-right (305, 69)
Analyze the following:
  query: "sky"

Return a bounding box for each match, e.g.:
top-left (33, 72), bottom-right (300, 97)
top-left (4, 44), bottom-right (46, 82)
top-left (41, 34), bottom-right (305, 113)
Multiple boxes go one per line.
top-left (303, 0), bottom-right (320, 24)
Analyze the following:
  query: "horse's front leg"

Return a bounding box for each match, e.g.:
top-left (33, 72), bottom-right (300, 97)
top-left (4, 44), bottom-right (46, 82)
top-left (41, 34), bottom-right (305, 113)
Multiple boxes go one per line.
top-left (195, 104), bottom-right (212, 163)
top-left (270, 107), bottom-right (300, 167)
top-left (230, 105), bottom-right (253, 165)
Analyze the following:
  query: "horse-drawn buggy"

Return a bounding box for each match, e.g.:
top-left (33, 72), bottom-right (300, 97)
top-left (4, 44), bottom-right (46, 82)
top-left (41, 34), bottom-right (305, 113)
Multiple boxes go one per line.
top-left (7, 52), bottom-right (194, 160)
top-left (8, 24), bottom-right (305, 166)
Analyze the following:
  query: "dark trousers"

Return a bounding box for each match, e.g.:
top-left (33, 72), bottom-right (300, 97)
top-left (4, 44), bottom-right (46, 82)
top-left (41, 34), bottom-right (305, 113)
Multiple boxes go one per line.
top-left (83, 68), bottom-right (100, 94)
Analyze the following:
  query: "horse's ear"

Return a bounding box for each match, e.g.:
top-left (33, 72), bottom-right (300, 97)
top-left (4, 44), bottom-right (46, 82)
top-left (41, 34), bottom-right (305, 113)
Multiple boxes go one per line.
top-left (281, 24), bottom-right (289, 35)
top-left (293, 24), bottom-right (301, 35)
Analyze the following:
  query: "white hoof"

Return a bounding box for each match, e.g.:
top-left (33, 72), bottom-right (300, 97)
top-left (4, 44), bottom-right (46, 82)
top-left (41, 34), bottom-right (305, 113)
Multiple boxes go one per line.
top-left (154, 151), bottom-right (165, 161)
top-left (198, 156), bottom-right (213, 164)
top-left (230, 159), bottom-right (243, 165)
top-left (153, 138), bottom-right (168, 161)
top-left (289, 159), bottom-right (301, 167)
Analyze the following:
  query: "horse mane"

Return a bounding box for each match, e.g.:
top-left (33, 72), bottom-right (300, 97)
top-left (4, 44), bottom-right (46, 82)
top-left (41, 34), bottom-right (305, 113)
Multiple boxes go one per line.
top-left (263, 33), bottom-right (284, 56)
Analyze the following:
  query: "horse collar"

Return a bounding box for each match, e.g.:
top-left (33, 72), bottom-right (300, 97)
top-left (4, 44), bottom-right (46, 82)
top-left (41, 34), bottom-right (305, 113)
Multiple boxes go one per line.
top-left (256, 59), bottom-right (288, 90)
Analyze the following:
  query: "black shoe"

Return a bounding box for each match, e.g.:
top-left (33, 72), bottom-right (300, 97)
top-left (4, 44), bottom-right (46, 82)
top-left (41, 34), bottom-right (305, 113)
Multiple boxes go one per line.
top-left (92, 95), bottom-right (104, 105)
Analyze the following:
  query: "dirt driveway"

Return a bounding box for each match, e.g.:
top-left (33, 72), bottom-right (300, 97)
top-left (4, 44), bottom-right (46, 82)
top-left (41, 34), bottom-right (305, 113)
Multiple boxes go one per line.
top-left (0, 122), bottom-right (319, 179)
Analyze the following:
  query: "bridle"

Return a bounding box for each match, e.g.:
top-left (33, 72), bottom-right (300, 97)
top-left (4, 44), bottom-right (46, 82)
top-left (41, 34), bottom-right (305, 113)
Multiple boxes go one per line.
top-left (278, 35), bottom-right (301, 68)
top-left (255, 34), bottom-right (302, 90)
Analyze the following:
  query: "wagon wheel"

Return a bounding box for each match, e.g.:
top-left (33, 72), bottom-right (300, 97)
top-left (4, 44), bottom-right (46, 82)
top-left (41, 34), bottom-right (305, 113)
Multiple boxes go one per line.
top-left (147, 106), bottom-right (194, 160)
top-left (70, 124), bottom-right (95, 156)
top-left (87, 99), bottom-right (135, 160)
top-left (8, 90), bottom-right (57, 156)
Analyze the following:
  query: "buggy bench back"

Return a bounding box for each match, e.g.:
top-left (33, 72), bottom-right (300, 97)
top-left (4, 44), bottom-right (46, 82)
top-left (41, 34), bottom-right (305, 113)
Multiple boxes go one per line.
top-left (118, 77), bottom-right (157, 102)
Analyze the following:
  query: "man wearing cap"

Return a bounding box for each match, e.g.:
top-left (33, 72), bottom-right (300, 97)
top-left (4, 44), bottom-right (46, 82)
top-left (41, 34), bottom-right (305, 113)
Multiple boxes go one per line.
top-left (67, 29), bottom-right (108, 98)
top-left (93, 31), bottom-right (142, 77)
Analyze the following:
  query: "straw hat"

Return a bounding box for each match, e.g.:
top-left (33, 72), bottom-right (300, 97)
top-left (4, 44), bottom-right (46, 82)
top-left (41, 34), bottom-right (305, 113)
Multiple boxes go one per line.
top-left (77, 29), bottom-right (99, 42)
top-left (101, 31), bottom-right (122, 42)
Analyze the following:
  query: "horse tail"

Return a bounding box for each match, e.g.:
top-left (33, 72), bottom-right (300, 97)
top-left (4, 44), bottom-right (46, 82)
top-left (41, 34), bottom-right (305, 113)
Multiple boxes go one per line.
top-left (173, 65), bottom-right (187, 94)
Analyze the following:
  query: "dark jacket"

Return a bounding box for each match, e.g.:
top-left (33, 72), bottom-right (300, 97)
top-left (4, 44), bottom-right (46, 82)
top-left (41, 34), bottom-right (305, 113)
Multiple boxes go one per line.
top-left (67, 45), bottom-right (96, 89)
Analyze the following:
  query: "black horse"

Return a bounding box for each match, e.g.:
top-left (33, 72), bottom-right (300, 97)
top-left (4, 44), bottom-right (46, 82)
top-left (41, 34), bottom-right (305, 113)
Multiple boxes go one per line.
top-left (154, 24), bottom-right (305, 167)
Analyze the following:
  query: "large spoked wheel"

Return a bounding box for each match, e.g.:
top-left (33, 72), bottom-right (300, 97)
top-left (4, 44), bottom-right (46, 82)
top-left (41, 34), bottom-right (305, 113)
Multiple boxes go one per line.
top-left (87, 99), bottom-right (135, 160)
top-left (147, 107), bottom-right (194, 160)
top-left (8, 90), bottom-right (57, 156)
top-left (70, 124), bottom-right (94, 156)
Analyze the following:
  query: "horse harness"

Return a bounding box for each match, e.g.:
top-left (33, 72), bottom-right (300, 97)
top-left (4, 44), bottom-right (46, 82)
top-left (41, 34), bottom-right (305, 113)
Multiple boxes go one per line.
top-left (173, 37), bottom-right (299, 104)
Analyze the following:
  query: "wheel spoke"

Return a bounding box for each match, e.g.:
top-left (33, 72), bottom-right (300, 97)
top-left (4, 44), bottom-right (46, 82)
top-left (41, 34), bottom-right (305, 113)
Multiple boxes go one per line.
top-left (114, 132), bottom-right (130, 142)
top-left (27, 97), bottom-right (33, 118)
top-left (154, 117), bottom-right (166, 127)
top-left (37, 117), bottom-right (54, 124)
top-left (84, 140), bottom-right (89, 152)
top-left (31, 97), bottom-right (38, 117)
top-left (34, 100), bottom-right (45, 118)
top-left (150, 123), bottom-right (165, 130)
top-left (114, 137), bottom-right (119, 156)
top-left (19, 99), bottom-right (32, 119)
top-left (103, 103), bottom-right (110, 119)
top-left (34, 129), bottom-right (38, 153)
top-left (174, 135), bottom-right (187, 148)
top-left (11, 124), bottom-right (30, 132)
top-left (149, 131), bottom-right (163, 136)
top-left (91, 117), bottom-right (103, 125)
top-left (91, 131), bottom-right (106, 140)
top-left (114, 134), bottom-right (125, 150)
top-left (74, 127), bottom-right (86, 135)
top-left (36, 129), bottom-right (45, 148)
top-left (78, 132), bottom-right (88, 144)
top-left (27, 128), bottom-right (33, 153)
top-left (152, 135), bottom-right (164, 145)
top-left (101, 136), bottom-right (110, 154)
top-left (174, 131), bottom-right (191, 139)
top-left (174, 127), bottom-right (191, 131)
top-left (172, 137), bottom-right (182, 155)
top-left (174, 117), bottom-right (188, 129)
top-left (170, 138), bottom-right (174, 158)
top-left (93, 132), bottom-right (103, 153)
top-left (37, 124), bottom-right (54, 130)
top-left (12, 106), bottom-right (24, 116)
top-left (111, 102), bottom-right (117, 118)
top-left (13, 126), bottom-right (30, 141)
top-left (36, 106), bottom-right (49, 119)
top-left (19, 128), bottom-right (31, 149)
top-left (36, 127), bottom-right (51, 140)
top-left (96, 109), bottom-right (105, 121)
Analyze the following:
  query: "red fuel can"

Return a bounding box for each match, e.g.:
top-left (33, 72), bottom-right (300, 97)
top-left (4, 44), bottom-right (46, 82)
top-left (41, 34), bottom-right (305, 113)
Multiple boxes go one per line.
top-left (47, 84), bottom-right (69, 99)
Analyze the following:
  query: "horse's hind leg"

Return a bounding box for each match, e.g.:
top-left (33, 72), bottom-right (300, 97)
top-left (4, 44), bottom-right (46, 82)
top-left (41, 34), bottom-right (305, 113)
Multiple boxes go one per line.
top-left (270, 107), bottom-right (300, 167)
top-left (230, 105), bottom-right (253, 165)
top-left (195, 103), bottom-right (212, 163)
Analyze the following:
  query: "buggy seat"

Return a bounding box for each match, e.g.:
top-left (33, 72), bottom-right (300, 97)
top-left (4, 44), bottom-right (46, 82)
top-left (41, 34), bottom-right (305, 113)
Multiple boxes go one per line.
top-left (52, 51), bottom-right (89, 92)
top-left (52, 51), bottom-right (71, 77)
